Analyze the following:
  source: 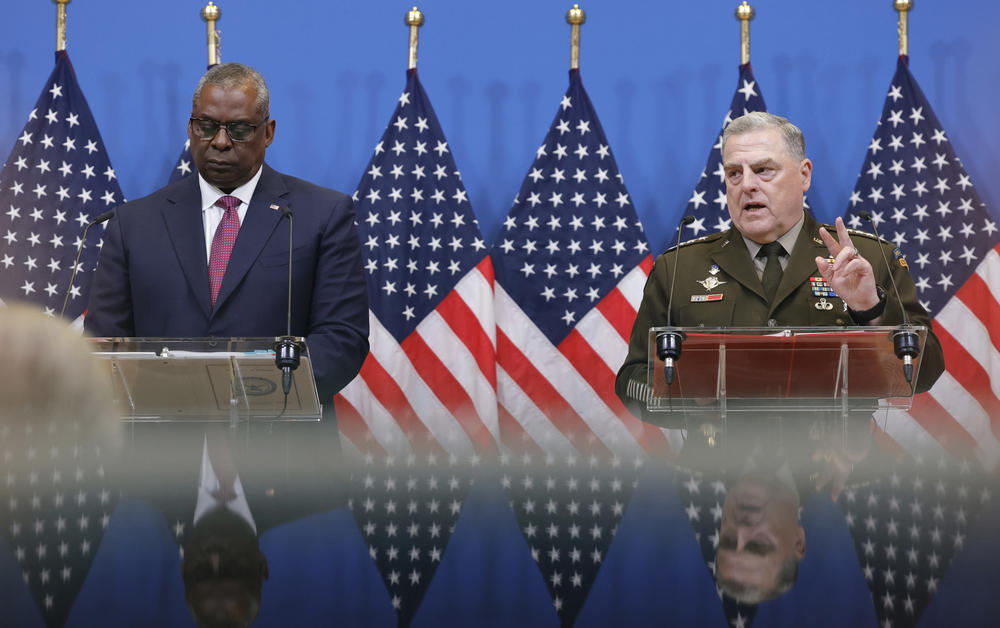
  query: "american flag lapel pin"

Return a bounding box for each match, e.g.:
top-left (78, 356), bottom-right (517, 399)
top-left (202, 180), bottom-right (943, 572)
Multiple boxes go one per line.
top-left (270, 204), bottom-right (280, 211)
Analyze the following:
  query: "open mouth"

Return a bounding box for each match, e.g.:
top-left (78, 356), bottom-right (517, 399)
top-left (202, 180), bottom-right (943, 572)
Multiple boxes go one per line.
top-left (743, 202), bottom-right (766, 212)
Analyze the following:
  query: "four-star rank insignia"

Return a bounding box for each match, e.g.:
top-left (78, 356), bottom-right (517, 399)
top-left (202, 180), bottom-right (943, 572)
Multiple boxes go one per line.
top-left (810, 276), bottom-right (838, 298)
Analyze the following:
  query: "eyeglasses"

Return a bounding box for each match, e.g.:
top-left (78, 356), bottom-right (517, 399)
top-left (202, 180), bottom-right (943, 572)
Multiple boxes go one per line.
top-left (189, 116), bottom-right (268, 142)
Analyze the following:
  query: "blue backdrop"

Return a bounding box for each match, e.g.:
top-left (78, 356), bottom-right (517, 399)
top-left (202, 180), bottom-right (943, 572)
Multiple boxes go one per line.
top-left (2, 0), bottom-right (999, 254)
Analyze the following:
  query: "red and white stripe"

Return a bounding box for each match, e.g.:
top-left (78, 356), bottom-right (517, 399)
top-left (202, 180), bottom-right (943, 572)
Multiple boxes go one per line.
top-left (336, 258), bottom-right (498, 458)
top-left (496, 255), bottom-right (683, 460)
top-left (877, 244), bottom-right (1000, 471)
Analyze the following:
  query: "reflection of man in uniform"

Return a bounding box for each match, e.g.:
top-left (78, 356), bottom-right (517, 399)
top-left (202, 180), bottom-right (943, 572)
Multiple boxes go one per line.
top-left (714, 465), bottom-right (805, 605)
top-left (615, 112), bottom-right (944, 422)
top-left (85, 63), bottom-right (368, 404)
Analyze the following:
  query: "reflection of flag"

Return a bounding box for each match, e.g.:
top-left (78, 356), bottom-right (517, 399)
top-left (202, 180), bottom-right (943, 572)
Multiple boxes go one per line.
top-left (0, 419), bottom-right (119, 628)
top-left (334, 70), bottom-right (497, 459)
top-left (679, 64), bottom-right (767, 238)
top-left (500, 453), bottom-right (639, 626)
top-left (346, 452), bottom-right (471, 627)
top-left (0, 52), bottom-right (123, 320)
top-left (492, 69), bottom-right (675, 461)
top-left (167, 137), bottom-right (194, 183)
top-left (845, 57), bottom-right (1000, 470)
top-left (840, 456), bottom-right (990, 628)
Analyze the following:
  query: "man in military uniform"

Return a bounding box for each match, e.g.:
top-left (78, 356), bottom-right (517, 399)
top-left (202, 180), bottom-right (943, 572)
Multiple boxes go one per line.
top-left (615, 111), bottom-right (945, 425)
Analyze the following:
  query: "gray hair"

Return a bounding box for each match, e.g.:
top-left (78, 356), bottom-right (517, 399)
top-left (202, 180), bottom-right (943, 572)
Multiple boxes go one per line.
top-left (721, 111), bottom-right (806, 162)
top-left (192, 62), bottom-right (270, 119)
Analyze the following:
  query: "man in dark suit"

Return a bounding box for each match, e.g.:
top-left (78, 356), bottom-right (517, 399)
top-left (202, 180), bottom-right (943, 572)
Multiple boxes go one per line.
top-left (616, 112), bottom-right (945, 425)
top-left (85, 63), bottom-right (368, 403)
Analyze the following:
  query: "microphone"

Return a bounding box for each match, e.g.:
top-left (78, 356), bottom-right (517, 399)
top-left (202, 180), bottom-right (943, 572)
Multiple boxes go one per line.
top-left (272, 205), bottom-right (301, 396)
top-left (59, 210), bottom-right (115, 319)
top-left (858, 210), bottom-right (919, 384)
top-left (656, 215), bottom-right (695, 386)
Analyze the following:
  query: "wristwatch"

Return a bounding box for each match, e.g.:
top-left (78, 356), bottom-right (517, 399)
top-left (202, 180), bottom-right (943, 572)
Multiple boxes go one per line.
top-left (847, 285), bottom-right (887, 324)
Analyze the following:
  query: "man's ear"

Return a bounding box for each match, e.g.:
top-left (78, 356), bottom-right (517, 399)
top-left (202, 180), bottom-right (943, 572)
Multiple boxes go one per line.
top-left (799, 158), bottom-right (813, 194)
top-left (795, 524), bottom-right (807, 559)
top-left (263, 119), bottom-right (276, 148)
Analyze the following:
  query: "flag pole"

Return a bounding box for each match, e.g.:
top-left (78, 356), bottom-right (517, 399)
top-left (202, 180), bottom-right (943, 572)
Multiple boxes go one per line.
top-left (202, 2), bottom-right (222, 67)
top-left (406, 6), bottom-right (424, 70)
top-left (894, 0), bottom-right (912, 57)
top-left (54, 0), bottom-right (70, 52)
top-left (736, 1), bottom-right (754, 66)
top-left (566, 4), bottom-right (586, 70)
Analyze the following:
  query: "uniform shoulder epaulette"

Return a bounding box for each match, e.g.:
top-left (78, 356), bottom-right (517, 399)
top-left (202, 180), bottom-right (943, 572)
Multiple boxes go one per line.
top-left (846, 227), bottom-right (894, 246)
top-left (661, 230), bottom-right (726, 255)
top-left (820, 223), bottom-right (894, 246)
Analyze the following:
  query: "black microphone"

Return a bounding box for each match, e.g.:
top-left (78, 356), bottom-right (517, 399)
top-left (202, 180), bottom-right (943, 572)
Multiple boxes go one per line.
top-left (656, 215), bottom-right (695, 386)
top-left (273, 205), bottom-right (301, 396)
top-left (59, 210), bottom-right (115, 319)
top-left (858, 210), bottom-right (920, 384)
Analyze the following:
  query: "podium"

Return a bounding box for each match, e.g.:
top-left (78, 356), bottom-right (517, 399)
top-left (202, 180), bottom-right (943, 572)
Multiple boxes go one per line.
top-left (90, 337), bottom-right (323, 424)
top-left (644, 325), bottom-right (927, 437)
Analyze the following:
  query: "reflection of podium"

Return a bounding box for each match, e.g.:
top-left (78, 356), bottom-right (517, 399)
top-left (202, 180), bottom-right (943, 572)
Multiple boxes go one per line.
top-left (646, 326), bottom-right (926, 424)
top-left (91, 337), bottom-right (322, 423)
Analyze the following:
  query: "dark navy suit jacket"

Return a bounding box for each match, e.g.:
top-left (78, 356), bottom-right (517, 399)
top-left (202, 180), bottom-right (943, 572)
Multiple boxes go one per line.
top-left (84, 163), bottom-right (369, 401)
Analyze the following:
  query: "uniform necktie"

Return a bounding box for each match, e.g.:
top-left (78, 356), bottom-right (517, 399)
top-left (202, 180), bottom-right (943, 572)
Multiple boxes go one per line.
top-left (208, 195), bottom-right (240, 307)
top-left (757, 241), bottom-right (785, 303)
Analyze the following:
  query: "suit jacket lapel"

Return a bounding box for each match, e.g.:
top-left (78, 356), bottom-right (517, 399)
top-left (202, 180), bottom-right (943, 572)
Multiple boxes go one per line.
top-left (771, 212), bottom-right (827, 314)
top-left (710, 229), bottom-right (767, 302)
top-left (162, 176), bottom-right (212, 319)
top-left (213, 164), bottom-right (289, 312)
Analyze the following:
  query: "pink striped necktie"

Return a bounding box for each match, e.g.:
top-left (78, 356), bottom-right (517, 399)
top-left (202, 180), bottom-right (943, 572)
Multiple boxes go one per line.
top-left (208, 195), bottom-right (241, 307)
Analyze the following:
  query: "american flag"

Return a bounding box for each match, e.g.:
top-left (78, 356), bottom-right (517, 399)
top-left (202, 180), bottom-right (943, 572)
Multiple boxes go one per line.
top-left (840, 455), bottom-right (990, 628)
top-left (844, 57), bottom-right (1000, 470)
top-left (680, 64), bottom-right (767, 239)
top-left (333, 69), bottom-right (498, 459)
top-left (493, 69), bottom-right (677, 461)
top-left (0, 419), bottom-right (119, 628)
top-left (0, 52), bottom-right (123, 320)
top-left (332, 69), bottom-right (494, 625)
top-left (168, 137), bottom-right (194, 183)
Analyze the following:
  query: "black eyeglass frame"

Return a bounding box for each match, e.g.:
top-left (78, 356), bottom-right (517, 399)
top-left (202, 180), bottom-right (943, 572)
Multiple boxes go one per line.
top-left (189, 116), bottom-right (269, 143)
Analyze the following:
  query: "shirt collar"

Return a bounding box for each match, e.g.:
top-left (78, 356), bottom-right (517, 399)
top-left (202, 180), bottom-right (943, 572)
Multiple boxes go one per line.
top-left (197, 165), bottom-right (264, 212)
top-left (741, 213), bottom-right (806, 259)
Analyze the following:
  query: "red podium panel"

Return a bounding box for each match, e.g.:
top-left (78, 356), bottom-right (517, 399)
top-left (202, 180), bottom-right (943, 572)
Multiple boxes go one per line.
top-left (646, 326), bottom-right (926, 415)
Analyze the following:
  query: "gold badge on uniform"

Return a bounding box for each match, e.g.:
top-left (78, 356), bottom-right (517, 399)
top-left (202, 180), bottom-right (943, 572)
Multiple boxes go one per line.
top-left (893, 247), bottom-right (909, 269)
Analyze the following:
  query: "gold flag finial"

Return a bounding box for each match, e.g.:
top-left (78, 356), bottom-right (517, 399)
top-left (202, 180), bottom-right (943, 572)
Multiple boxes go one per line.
top-left (202, 2), bottom-right (222, 67)
top-left (735, 2), bottom-right (755, 66)
top-left (566, 4), bottom-right (586, 70)
top-left (405, 6), bottom-right (425, 70)
top-left (894, 0), bottom-right (913, 57)
top-left (54, 0), bottom-right (71, 52)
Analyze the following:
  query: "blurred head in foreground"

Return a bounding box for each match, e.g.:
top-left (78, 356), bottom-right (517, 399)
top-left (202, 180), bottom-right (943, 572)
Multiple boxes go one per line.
top-left (182, 507), bottom-right (269, 628)
top-left (0, 304), bottom-right (120, 461)
top-left (714, 465), bottom-right (806, 604)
